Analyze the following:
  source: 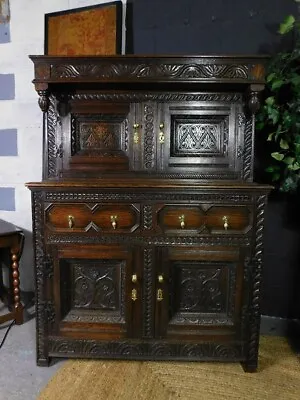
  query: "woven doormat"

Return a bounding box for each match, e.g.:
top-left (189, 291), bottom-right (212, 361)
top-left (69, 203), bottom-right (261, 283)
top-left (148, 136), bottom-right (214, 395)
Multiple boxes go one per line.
top-left (38, 336), bottom-right (300, 400)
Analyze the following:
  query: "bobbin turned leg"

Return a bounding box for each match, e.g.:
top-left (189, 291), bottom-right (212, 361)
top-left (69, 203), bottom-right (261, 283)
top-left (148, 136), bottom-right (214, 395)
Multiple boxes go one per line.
top-left (10, 234), bottom-right (24, 325)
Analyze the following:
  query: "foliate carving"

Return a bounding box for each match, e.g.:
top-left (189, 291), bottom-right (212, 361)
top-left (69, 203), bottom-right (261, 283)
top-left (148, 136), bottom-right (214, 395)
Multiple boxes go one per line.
top-left (178, 123), bottom-right (219, 152)
top-left (43, 254), bottom-right (53, 279)
top-left (51, 62), bottom-right (250, 81)
top-left (72, 114), bottom-right (125, 155)
top-left (45, 192), bottom-right (252, 203)
top-left (41, 301), bottom-right (56, 326)
top-left (73, 261), bottom-right (124, 311)
top-left (243, 116), bottom-right (254, 181)
top-left (47, 95), bottom-right (59, 178)
top-left (63, 313), bottom-right (125, 324)
top-left (178, 267), bottom-right (223, 313)
top-left (144, 104), bottom-right (155, 169)
top-left (173, 115), bottom-right (229, 158)
top-left (143, 249), bottom-right (154, 338)
top-left (48, 337), bottom-right (242, 360)
top-left (170, 314), bottom-right (234, 325)
top-left (37, 90), bottom-right (49, 112)
top-left (32, 191), bottom-right (48, 364)
top-left (248, 91), bottom-right (261, 114)
top-left (143, 205), bottom-right (153, 230)
top-left (71, 92), bottom-right (243, 102)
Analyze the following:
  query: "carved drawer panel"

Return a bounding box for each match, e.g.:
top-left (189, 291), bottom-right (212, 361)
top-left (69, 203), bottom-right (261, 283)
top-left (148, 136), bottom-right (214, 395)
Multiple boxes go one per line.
top-left (45, 203), bottom-right (140, 233)
top-left (206, 206), bottom-right (251, 233)
top-left (156, 204), bottom-right (251, 234)
top-left (157, 205), bottom-right (205, 232)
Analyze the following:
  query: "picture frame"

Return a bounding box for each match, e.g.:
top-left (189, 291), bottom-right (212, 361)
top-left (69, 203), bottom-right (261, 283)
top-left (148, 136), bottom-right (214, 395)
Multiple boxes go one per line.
top-left (44, 1), bottom-right (122, 56)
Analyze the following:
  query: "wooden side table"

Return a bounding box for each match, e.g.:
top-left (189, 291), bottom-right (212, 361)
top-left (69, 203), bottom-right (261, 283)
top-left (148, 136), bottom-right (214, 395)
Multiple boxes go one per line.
top-left (0, 219), bottom-right (24, 325)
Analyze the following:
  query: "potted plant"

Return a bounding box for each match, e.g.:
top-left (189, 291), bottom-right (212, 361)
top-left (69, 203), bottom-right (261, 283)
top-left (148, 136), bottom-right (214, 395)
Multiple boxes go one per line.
top-left (256, 12), bottom-right (300, 193)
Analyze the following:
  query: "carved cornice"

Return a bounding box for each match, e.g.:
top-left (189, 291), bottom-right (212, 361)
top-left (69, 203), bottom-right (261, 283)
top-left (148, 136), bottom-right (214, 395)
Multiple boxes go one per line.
top-left (30, 55), bottom-right (267, 85)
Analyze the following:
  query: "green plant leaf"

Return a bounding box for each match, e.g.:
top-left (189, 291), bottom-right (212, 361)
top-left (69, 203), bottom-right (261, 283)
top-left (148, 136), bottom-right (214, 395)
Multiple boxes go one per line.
top-left (271, 79), bottom-right (285, 90)
top-left (267, 72), bottom-right (276, 83)
top-left (271, 152), bottom-right (285, 161)
top-left (278, 15), bottom-right (296, 34)
top-left (288, 162), bottom-right (300, 170)
top-left (272, 173), bottom-right (281, 181)
top-left (283, 157), bottom-right (295, 165)
top-left (280, 139), bottom-right (289, 149)
top-left (265, 96), bottom-right (275, 106)
top-left (267, 132), bottom-right (274, 141)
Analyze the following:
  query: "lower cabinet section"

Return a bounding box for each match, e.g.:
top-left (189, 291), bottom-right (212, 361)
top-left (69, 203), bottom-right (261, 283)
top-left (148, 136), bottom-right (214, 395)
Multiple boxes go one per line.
top-left (30, 186), bottom-right (269, 372)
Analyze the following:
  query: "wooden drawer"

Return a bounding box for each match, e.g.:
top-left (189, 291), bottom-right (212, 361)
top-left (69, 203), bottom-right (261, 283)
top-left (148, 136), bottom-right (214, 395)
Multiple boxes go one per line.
top-left (45, 203), bottom-right (140, 233)
top-left (156, 204), bottom-right (251, 234)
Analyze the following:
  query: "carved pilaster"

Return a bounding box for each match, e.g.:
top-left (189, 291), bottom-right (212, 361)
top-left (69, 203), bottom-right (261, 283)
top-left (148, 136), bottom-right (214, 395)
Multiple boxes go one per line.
top-left (243, 116), bottom-right (254, 181)
top-left (32, 191), bottom-right (50, 366)
top-left (243, 195), bottom-right (267, 372)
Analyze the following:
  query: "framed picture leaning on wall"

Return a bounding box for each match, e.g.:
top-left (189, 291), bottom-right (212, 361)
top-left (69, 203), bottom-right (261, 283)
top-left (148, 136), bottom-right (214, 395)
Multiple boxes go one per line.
top-left (44, 1), bottom-right (123, 56)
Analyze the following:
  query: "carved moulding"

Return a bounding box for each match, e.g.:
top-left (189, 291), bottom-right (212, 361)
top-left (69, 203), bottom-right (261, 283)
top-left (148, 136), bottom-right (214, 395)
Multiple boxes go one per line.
top-left (242, 195), bottom-right (267, 370)
top-left (48, 337), bottom-right (242, 360)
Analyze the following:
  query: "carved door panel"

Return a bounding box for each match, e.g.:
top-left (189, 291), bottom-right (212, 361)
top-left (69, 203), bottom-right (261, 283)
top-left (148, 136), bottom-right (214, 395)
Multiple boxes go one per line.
top-left (157, 101), bottom-right (244, 179)
top-left (58, 100), bottom-right (139, 176)
top-left (49, 244), bottom-right (142, 340)
top-left (155, 246), bottom-right (245, 340)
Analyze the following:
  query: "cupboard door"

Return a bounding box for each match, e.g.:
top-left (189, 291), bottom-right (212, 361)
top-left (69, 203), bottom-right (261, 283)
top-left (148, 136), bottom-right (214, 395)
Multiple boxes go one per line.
top-left (50, 244), bottom-right (142, 340)
top-left (60, 101), bottom-right (138, 176)
top-left (155, 246), bottom-right (245, 340)
top-left (158, 102), bottom-right (243, 179)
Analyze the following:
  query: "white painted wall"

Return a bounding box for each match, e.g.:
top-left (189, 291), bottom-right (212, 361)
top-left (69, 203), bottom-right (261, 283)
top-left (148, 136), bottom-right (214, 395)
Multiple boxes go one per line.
top-left (0, 0), bottom-right (127, 290)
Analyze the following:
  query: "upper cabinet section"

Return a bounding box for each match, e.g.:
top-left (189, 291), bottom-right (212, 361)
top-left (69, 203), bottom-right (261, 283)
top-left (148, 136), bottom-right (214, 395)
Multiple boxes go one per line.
top-left (29, 55), bottom-right (267, 180)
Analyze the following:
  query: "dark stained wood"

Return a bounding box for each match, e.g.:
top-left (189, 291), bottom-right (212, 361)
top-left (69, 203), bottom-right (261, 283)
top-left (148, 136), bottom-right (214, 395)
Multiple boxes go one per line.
top-left (0, 219), bottom-right (24, 325)
top-left (27, 55), bottom-right (272, 371)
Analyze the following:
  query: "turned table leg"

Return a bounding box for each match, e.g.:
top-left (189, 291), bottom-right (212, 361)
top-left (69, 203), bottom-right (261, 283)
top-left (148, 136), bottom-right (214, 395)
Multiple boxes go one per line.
top-left (10, 233), bottom-right (24, 325)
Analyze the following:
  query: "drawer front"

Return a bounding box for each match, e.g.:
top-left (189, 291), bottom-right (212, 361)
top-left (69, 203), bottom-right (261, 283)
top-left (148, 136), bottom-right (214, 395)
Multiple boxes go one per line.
top-left (45, 203), bottom-right (140, 233)
top-left (156, 204), bottom-right (251, 234)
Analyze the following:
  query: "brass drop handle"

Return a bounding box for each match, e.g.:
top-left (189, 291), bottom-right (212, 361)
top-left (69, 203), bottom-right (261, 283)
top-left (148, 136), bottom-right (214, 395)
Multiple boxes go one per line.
top-left (68, 215), bottom-right (74, 229)
top-left (133, 123), bottom-right (140, 144)
top-left (110, 215), bottom-right (118, 230)
top-left (158, 275), bottom-right (164, 283)
top-left (223, 216), bottom-right (229, 230)
top-left (179, 214), bottom-right (185, 229)
top-left (132, 274), bottom-right (137, 283)
top-left (131, 288), bottom-right (138, 301)
top-left (159, 123), bottom-right (165, 144)
top-left (157, 288), bottom-right (163, 302)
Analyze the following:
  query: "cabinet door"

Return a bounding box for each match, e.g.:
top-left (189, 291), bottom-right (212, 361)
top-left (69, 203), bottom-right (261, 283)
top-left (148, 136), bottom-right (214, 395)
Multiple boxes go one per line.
top-left (49, 244), bottom-right (142, 340)
top-left (59, 100), bottom-right (139, 176)
top-left (155, 246), bottom-right (245, 340)
top-left (157, 101), bottom-right (243, 179)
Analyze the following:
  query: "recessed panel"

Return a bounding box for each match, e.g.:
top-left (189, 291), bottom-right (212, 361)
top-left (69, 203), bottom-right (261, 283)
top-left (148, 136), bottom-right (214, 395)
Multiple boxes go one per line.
top-left (171, 115), bottom-right (227, 157)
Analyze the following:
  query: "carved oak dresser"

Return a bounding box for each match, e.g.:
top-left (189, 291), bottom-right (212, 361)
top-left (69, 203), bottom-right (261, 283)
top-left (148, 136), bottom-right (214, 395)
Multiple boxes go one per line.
top-left (27, 55), bottom-right (271, 372)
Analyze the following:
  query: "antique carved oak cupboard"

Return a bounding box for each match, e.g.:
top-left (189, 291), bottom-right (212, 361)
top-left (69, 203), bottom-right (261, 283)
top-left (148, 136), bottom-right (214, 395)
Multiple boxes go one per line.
top-left (27, 55), bottom-right (271, 372)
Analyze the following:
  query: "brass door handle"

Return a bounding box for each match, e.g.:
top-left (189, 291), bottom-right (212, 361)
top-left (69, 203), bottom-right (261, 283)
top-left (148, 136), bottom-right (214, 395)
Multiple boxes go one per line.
top-left (132, 274), bottom-right (137, 283)
top-left (158, 275), bottom-right (164, 283)
top-left (157, 288), bottom-right (163, 302)
top-left (133, 123), bottom-right (140, 144)
top-left (68, 215), bottom-right (74, 229)
top-left (131, 288), bottom-right (138, 301)
top-left (223, 216), bottom-right (229, 230)
top-left (159, 123), bottom-right (165, 144)
top-left (110, 215), bottom-right (118, 230)
top-left (179, 214), bottom-right (185, 229)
